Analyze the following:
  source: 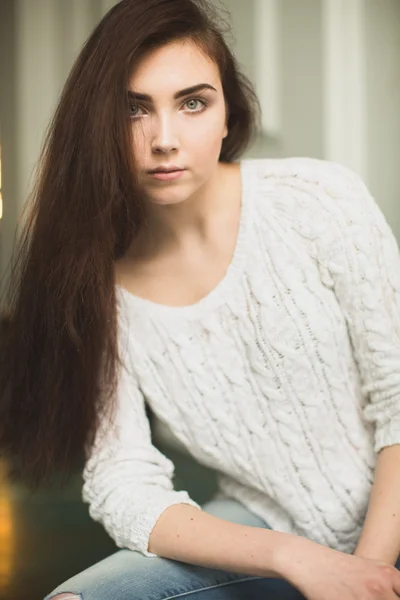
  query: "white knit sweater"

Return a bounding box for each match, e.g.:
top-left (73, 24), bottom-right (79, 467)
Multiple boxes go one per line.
top-left (82, 157), bottom-right (400, 558)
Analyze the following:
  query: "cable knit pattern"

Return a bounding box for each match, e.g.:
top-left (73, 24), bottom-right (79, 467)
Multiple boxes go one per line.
top-left (82, 157), bottom-right (400, 558)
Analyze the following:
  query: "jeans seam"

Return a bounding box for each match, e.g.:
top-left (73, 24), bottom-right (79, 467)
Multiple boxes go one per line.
top-left (45, 593), bottom-right (83, 600)
top-left (160, 575), bottom-right (264, 600)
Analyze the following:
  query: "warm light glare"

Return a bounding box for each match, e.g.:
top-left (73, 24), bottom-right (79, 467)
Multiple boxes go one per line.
top-left (0, 460), bottom-right (14, 591)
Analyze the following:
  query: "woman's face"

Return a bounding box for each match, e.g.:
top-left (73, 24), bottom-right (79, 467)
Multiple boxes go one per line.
top-left (128, 39), bottom-right (228, 206)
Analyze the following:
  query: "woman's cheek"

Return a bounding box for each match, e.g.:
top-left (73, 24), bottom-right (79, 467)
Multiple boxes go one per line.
top-left (185, 115), bottom-right (226, 151)
top-left (132, 122), bottom-right (150, 158)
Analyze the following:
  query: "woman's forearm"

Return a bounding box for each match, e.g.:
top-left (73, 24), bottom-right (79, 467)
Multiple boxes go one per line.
top-left (354, 444), bottom-right (400, 565)
top-left (148, 503), bottom-right (296, 578)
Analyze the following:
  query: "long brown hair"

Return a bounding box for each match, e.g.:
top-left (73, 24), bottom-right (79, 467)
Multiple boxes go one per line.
top-left (0, 0), bottom-right (260, 489)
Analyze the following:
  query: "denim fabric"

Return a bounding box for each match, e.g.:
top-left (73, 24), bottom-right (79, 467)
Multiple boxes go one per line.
top-left (44, 497), bottom-right (307, 600)
top-left (44, 498), bottom-right (400, 600)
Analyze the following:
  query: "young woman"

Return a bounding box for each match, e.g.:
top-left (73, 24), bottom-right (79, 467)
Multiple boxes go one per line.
top-left (1, 0), bottom-right (400, 599)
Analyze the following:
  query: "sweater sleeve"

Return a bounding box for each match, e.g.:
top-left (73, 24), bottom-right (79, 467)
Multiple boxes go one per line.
top-left (313, 161), bottom-right (400, 453)
top-left (81, 316), bottom-right (201, 557)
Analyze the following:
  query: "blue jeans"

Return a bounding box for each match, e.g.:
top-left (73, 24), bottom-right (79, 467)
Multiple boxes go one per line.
top-left (44, 497), bottom-right (306, 600)
top-left (44, 497), bottom-right (400, 600)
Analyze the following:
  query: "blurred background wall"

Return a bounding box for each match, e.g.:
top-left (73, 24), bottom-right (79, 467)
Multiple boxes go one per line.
top-left (1, 0), bottom-right (400, 294)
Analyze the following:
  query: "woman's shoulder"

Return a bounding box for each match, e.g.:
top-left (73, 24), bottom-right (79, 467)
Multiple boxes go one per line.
top-left (244, 156), bottom-right (374, 223)
top-left (242, 156), bottom-right (382, 254)
top-left (243, 156), bottom-right (366, 195)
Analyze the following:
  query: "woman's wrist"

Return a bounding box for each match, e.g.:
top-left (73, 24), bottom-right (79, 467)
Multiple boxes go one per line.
top-left (268, 531), bottom-right (318, 583)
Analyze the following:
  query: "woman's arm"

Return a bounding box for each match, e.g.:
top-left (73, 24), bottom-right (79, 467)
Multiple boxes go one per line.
top-left (149, 502), bottom-right (286, 577)
top-left (355, 444), bottom-right (400, 565)
top-left (149, 502), bottom-right (400, 600)
top-left (304, 161), bottom-right (400, 568)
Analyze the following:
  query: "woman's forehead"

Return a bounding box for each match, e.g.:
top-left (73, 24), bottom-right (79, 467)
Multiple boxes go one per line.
top-left (129, 39), bottom-right (220, 93)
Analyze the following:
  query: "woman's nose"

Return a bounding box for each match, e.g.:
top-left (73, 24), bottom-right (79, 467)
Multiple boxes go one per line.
top-left (151, 114), bottom-right (180, 154)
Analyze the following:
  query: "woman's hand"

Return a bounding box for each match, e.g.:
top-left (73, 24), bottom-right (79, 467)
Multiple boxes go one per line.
top-left (278, 536), bottom-right (400, 600)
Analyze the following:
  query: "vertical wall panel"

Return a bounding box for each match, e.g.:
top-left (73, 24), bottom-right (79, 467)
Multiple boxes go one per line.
top-left (15, 0), bottom-right (60, 216)
top-left (322, 0), bottom-right (367, 180)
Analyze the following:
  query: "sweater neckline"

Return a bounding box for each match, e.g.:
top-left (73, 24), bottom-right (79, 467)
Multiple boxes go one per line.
top-left (116, 160), bottom-right (253, 320)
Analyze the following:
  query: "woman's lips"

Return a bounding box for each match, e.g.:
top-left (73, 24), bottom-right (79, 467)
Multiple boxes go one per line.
top-left (149, 169), bottom-right (186, 181)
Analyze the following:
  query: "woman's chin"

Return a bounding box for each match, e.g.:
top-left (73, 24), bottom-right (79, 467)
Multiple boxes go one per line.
top-left (147, 193), bottom-right (188, 207)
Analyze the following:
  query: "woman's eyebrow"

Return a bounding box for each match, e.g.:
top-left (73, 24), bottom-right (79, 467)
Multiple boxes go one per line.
top-left (127, 83), bottom-right (218, 102)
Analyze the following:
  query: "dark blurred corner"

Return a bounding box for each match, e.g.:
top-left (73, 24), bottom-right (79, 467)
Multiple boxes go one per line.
top-left (0, 339), bottom-right (217, 600)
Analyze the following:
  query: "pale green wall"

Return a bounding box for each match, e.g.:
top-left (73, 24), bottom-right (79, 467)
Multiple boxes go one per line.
top-left (0, 0), bottom-right (17, 300)
top-left (365, 0), bottom-right (400, 238)
top-left (224, 0), bottom-right (324, 160)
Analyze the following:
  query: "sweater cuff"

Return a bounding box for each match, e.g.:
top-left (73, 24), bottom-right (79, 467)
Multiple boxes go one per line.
top-left (133, 493), bottom-right (202, 557)
top-left (374, 421), bottom-right (400, 454)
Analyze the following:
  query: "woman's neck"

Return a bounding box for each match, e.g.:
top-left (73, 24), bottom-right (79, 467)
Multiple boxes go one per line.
top-left (129, 162), bottom-right (241, 261)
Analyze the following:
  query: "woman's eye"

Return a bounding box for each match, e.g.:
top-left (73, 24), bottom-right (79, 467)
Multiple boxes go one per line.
top-left (184, 98), bottom-right (207, 113)
top-left (128, 98), bottom-right (207, 118)
top-left (129, 104), bottom-right (144, 118)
